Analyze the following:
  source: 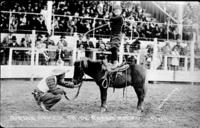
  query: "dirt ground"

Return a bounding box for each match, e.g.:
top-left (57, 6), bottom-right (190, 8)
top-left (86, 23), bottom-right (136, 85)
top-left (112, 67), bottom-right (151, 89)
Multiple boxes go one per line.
top-left (1, 80), bottom-right (200, 128)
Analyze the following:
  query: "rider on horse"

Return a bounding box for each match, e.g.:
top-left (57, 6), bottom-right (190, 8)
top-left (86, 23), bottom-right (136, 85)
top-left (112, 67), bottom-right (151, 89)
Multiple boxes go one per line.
top-left (107, 3), bottom-right (124, 69)
top-left (101, 3), bottom-right (126, 80)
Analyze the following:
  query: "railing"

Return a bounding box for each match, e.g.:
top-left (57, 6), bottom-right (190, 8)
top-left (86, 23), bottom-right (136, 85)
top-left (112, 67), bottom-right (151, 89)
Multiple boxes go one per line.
top-left (2, 47), bottom-right (200, 72)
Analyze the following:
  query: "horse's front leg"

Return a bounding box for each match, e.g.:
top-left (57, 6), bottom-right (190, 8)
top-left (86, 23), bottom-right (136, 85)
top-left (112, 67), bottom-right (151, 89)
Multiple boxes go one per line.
top-left (99, 86), bottom-right (108, 113)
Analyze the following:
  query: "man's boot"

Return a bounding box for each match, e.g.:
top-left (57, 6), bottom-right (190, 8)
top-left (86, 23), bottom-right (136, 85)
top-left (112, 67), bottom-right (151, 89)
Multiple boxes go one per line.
top-left (110, 60), bottom-right (119, 70)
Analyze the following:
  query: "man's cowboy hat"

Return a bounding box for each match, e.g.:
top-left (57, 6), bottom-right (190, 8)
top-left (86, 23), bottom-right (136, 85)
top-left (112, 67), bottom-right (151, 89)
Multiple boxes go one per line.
top-left (51, 68), bottom-right (70, 76)
top-left (12, 36), bottom-right (17, 41)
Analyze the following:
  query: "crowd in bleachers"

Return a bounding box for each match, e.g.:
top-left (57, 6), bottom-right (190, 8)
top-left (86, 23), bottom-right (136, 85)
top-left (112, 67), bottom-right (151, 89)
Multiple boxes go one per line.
top-left (0, 0), bottom-right (193, 41)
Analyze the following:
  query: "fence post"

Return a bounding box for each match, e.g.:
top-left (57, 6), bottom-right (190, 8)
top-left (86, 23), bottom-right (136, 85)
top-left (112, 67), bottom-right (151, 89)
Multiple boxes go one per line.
top-left (93, 18), bottom-right (95, 38)
top-left (8, 11), bottom-right (11, 32)
top-left (52, 14), bottom-right (55, 36)
top-left (167, 21), bottom-right (169, 41)
top-left (30, 30), bottom-right (36, 81)
top-left (119, 34), bottom-right (124, 64)
top-left (164, 55), bottom-right (168, 70)
top-left (151, 38), bottom-right (158, 70)
top-left (8, 48), bottom-right (13, 65)
top-left (190, 32), bottom-right (195, 72)
top-left (184, 56), bottom-right (188, 71)
top-left (72, 33), bottom-right (78, 64)
top-left (46, 1), bottom-right (53, 35)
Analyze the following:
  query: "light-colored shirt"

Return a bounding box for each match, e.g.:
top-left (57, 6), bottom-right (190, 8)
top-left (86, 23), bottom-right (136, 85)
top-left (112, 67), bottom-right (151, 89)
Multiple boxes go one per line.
top-left (37, 76), bottom-right (57, 93)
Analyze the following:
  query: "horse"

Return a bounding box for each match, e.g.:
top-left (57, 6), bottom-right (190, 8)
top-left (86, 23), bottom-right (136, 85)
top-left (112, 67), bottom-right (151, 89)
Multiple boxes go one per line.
top-left (72, 58), bottom-right (147, 112)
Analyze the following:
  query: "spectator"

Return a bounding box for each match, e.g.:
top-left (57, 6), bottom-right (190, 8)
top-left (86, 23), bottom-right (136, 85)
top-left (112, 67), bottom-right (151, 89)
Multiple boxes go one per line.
top-left (57, 35), bottom-right (68, 48)
top-left (18, 14), bottom-right (27, 30)
top-left (171, 47), bottom-right (180, 71)
top-left (132, 27), bottom-right (139, 39)
top-left (36, 34), bottom-right (49, 65)
top-left (8, 36), bottom-right (20, 64)
top-left (82, 35), bottom-right (94, 58)
top-left (83, 35), bottom-right (95, 49)
top-left (53, 17), bottom-right (60, 32)
top-left (172, 39), bottom-right (184, 55)
top-left (43, 33), bottom-right (55, 48)
top-left (129, 38), bottom-right (141, 53)
top-left (8, 36), bottom-right (19, 47)
top-left (58, 18), bottom-right (68, 32)
top-left (76, 34), bottom-right (84, 48)
top-left (40, 5), bottom-right (48, 25)
top-left (159, 26), bottom-right (167, 39)
top-left (9, 15), bottom-right (18, 32)
top-left (67, 17), bottom-right (77, 35)
top-left (55, 44), bottom-right (65, 66)
top-left (145, 44), bottom-right (153, 69)
top-left (184, 42), bottom-right (190, 56)
top-left (29, 16), bottom-right (38, 30)
top-left (124, 37), bottom-right (130, 53)
top-left (19, 38), bottom-right (29, 64)
top-left (0, 41), bottom-right (5, 65)
top-left (37, 15), bottom-right (47, 31)
top-left (162, 42), bottom-right (171, 55)
top-left (162, 42), bottom-right (172, 70)
top-left (77, 44), bottom-right (86, 60)
top-left (137, 24), bottom-right (146, 38)
top-left (144, 23), bottom-right (152, 39)
top-left (96, 37), bottom-right (105, 49)
top-left (153, 24), bottom-right (161, 38)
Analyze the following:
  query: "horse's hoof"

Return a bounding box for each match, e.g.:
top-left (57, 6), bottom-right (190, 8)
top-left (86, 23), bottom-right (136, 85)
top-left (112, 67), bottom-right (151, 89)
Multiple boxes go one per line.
top-left (100, 107), bottom-right (107, 113)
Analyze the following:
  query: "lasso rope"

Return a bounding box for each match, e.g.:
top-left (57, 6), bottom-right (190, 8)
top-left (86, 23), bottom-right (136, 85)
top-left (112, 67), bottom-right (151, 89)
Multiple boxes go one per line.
top-left (84, 23), bottom-right (109, 36)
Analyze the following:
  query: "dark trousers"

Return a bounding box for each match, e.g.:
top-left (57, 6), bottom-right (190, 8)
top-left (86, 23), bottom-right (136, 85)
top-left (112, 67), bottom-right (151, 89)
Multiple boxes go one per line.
top-left (38, 88), bottom-right (64, 109)
top-left (110, 34), bottom-right (122, 63)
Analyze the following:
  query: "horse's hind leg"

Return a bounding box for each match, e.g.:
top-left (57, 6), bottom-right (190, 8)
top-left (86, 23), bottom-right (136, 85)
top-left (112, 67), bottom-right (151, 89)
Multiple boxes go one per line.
top-left (133, 84), bottom-right (147, 112)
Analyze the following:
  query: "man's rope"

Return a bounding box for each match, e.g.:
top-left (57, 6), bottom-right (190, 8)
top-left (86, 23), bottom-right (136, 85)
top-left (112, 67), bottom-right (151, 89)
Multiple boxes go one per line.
top-left (84, 23), bottom-right (109, 36)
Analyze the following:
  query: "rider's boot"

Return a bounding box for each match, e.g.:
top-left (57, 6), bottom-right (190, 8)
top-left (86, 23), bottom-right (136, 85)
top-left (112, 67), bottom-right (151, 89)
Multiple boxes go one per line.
top-left (101, 60), bottom-right (120, 80)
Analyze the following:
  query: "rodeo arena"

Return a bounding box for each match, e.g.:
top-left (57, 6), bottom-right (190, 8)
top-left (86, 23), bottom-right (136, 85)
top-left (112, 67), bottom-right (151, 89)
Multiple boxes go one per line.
top-left (1, 0), bottom-right (200, 127)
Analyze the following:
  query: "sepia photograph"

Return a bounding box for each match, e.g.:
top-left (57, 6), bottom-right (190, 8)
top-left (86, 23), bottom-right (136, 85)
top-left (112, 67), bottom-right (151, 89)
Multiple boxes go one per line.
top-left (0, 0), bottom-right (200, 127)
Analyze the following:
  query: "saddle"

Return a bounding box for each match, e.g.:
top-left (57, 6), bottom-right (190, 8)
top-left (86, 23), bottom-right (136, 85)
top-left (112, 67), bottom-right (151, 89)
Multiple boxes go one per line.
top-left (101, 62), bottom-right (129, 89)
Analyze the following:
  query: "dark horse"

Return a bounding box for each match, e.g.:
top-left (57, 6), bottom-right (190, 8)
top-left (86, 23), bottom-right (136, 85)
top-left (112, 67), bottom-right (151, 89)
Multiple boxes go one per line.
top-left (72, 58), bottom-right (147, 112)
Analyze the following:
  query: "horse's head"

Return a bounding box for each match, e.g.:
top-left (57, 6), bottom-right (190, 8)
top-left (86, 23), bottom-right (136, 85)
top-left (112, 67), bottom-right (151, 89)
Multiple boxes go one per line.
top-left (72, 60), bottom-right (85, 85)
top-left (73, 58), bottom-right (106, 84)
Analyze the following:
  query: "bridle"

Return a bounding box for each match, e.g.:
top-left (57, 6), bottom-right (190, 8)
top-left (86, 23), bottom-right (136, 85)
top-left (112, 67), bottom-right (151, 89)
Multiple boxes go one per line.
top-left (64, 61), bottom-right (85, 101)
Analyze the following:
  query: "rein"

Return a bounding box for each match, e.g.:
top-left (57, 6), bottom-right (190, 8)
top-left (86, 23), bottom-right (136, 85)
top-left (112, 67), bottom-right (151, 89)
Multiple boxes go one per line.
top-left (63, 80), bottom-right (83, 101)
top-left (63, 61), bottom-right (85, 101)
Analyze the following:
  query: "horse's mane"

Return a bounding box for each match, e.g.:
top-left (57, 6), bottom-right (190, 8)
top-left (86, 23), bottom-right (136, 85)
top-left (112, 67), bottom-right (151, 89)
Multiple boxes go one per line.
top-left (74, 58), bottom-right (103, 70)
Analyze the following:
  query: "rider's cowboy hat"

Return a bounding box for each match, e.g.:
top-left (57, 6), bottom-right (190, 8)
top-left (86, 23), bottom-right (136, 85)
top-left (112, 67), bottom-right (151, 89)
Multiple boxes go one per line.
top-left (51, 68), bottom-right (70, 76)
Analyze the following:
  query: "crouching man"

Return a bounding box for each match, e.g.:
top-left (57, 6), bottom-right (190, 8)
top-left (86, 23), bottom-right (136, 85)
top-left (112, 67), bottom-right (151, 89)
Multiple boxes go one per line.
top-left (32, 68), bottom-right (79, 111)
